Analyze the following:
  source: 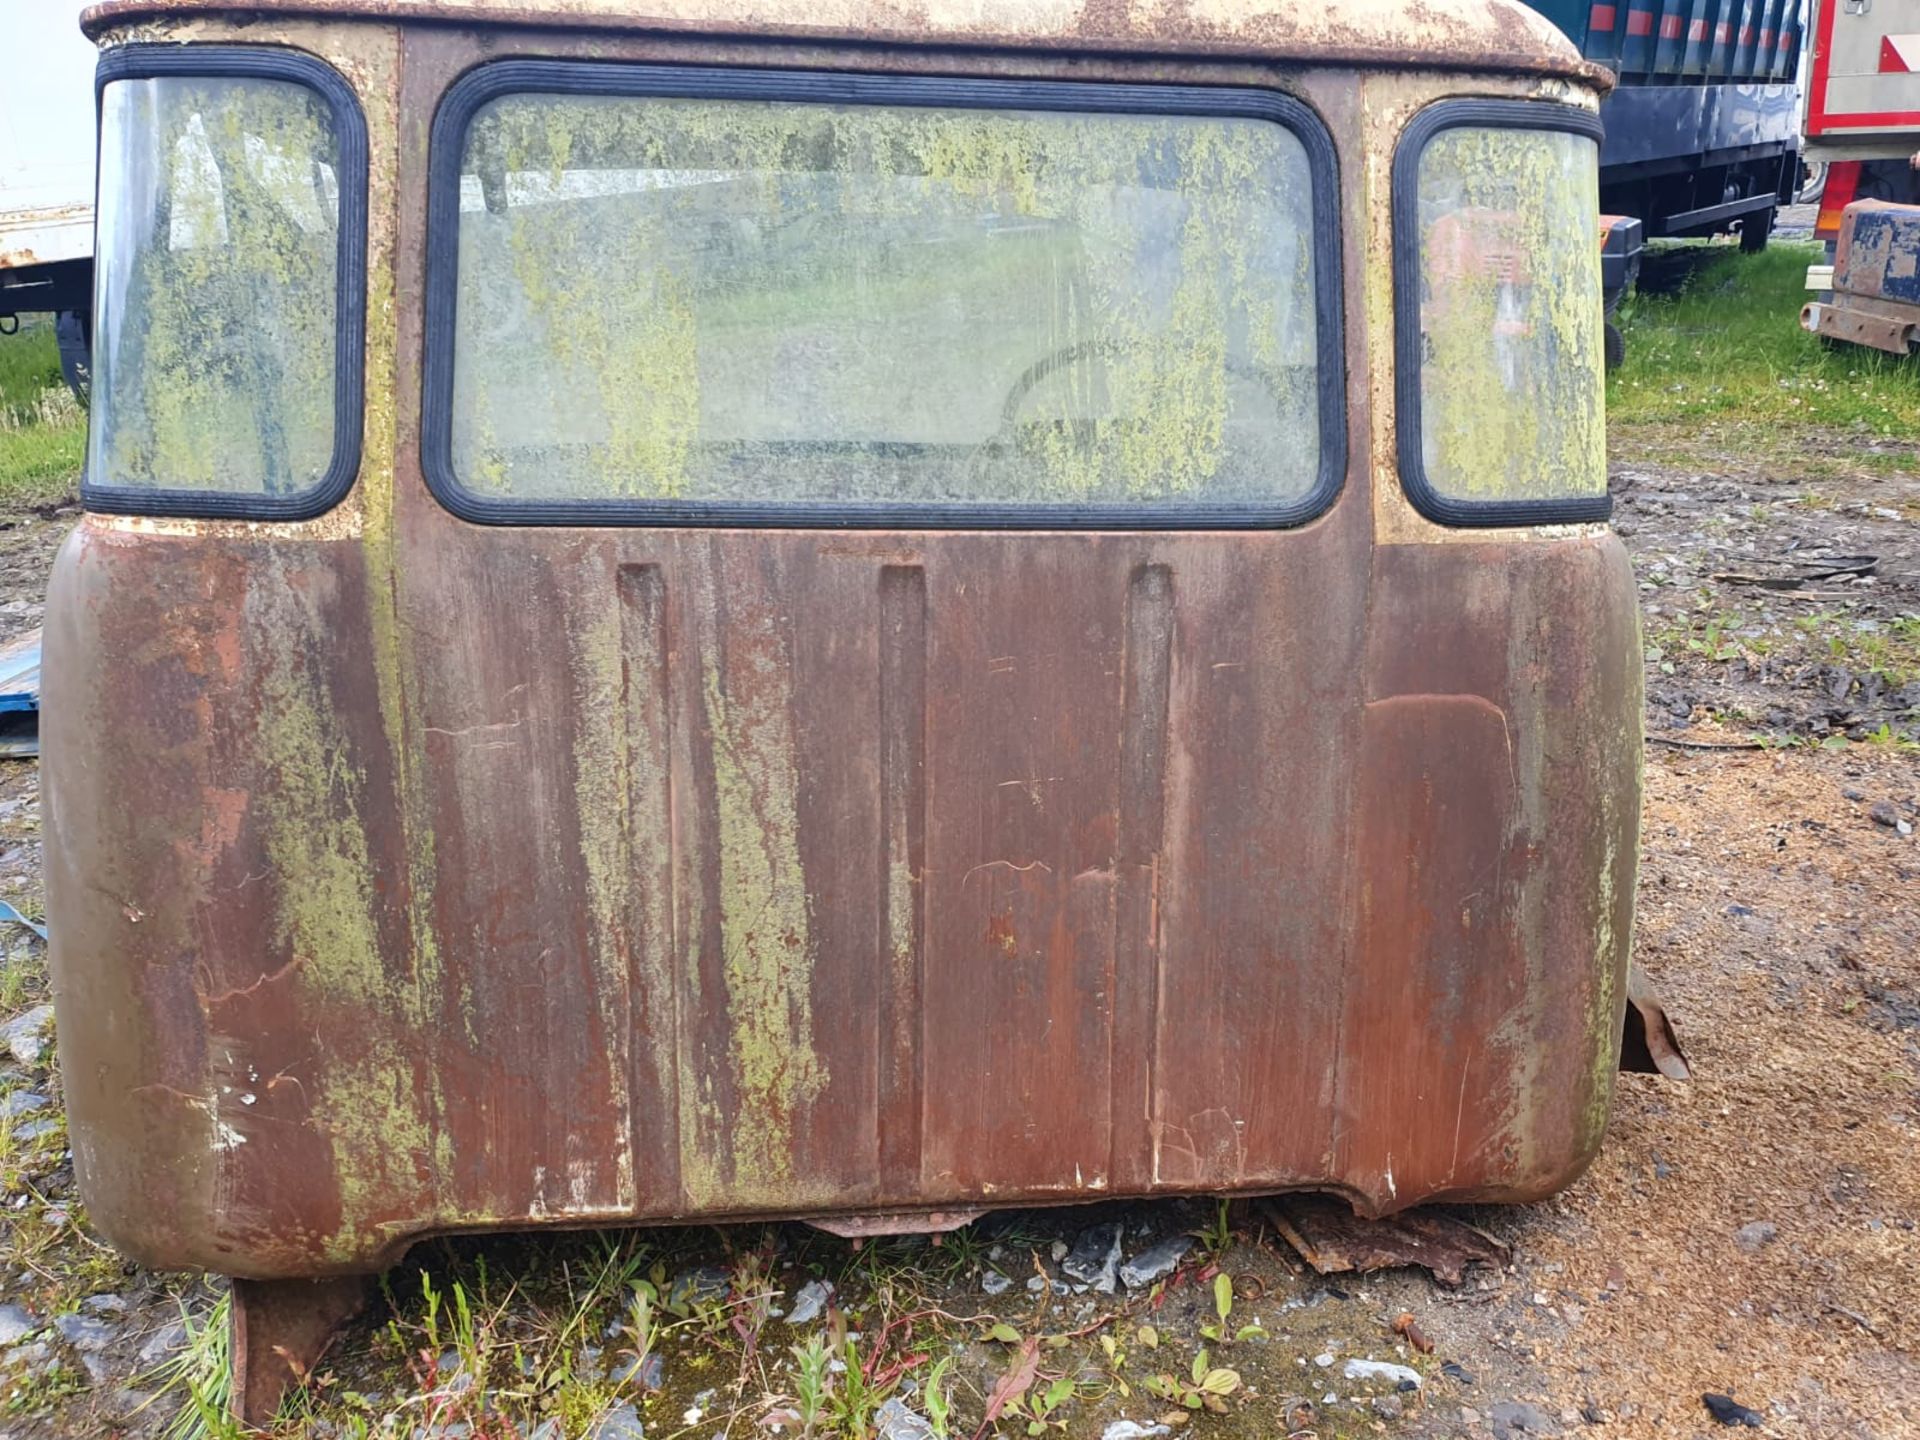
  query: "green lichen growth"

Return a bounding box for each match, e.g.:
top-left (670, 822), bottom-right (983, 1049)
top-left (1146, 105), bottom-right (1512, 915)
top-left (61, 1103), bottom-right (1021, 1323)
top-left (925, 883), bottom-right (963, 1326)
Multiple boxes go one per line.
top-left (570, 598), bottom-right (631, 980)
top-left (322, 1048), bottom-right (437, 1258)
top-left (567, 596), bottom-right (638, 1202)
top-left (1582, 826), bottom-right (1623, 1145)
top-left (91, 76), bottom-right (341, 493)
top-left (351, 63), bottom-right (464, 1256)
top-left (449, 95), bottom-right (1322, 508)
top-left (251, 604), bottom-right (387, 1007)
top-left (358, 240), bottom-right (444, 1016)
top-left (1415, 127), bottom-right (1607, 503)
top-left (693, 639), bottom-right (828, 1203)
top-left (1582, 596), bottom-right (1646, 1152)
top-left (246, 569), bottom-right (439, 1257)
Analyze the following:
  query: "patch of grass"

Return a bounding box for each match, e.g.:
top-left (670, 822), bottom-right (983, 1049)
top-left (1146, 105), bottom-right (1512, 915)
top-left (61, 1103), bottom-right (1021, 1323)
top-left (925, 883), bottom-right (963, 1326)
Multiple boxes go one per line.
top-left (1609, 241), bottom-right (1920, 471)
top-left (0, 949), bottom-right (42, 1017)
top-left (141, 1292), bottom-right (242, 1440)
top-left (0, 320), bottom-right (65, 419)
top-left (0, 318), bottom-right (84, 508)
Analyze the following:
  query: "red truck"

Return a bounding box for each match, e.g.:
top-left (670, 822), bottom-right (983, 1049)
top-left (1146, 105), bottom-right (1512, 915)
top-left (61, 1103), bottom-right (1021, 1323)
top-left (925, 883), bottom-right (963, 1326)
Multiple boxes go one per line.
top-left (1800, 0), bottom-right (1920, 353)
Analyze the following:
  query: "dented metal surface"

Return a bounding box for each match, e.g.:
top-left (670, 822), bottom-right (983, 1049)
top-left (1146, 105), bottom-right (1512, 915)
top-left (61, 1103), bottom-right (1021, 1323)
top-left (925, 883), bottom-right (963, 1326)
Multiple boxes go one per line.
top-left (44, 10), bottom-right (1642, 1292)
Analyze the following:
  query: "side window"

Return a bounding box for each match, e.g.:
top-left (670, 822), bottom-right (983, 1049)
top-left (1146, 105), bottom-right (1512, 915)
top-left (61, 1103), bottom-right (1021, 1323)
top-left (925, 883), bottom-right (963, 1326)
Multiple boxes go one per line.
top-left (423, 64), bottom-right (1345, 529)
top-left (1393, 101), bottom-right (1608, 527)
top-left (86, 48), bottom-right (367, 520)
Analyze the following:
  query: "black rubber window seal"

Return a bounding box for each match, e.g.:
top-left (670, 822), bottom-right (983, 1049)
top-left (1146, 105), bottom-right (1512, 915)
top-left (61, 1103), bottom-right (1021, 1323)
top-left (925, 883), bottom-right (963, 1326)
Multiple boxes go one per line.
top-left (84, 44), bottom-right (369, 523)
top-left (421, 60), bottom-right (1348, 531)
top-left (1391, 98), bottom-right (1611, 529)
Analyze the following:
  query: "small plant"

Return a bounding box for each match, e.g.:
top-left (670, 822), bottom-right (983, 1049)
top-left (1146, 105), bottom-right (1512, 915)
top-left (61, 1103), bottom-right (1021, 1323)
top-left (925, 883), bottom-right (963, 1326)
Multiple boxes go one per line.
top-left (413, 1271), bottom-right (486, 1391)
top-left (1005, 1373), bottom-right (1078, 1435)
top-left (617, 1281), bottom-right (662, 1390)
top-left (1862, 722), bottom-right (1920, 752)
top-left (791, 1334), bottom-right (831, 1435)
top-left (923, 1355), bottom-right (954, 1439)
top-left (1192, 1199), bottom-right (1233, 1260)
top-left (1142, 1347), bottom-right (1242, 1415)
top-left (828, 1335), bottom-right (887, 1436)
top-left (1198, 1274), bottom-right (1265, 1345)
top-left (1094, 1331), bottom-right (1131, 1399)
top-left (726, 1248), bottom-right (777, 1358)
top-left (923, 1223), bottom-right (991, 1287)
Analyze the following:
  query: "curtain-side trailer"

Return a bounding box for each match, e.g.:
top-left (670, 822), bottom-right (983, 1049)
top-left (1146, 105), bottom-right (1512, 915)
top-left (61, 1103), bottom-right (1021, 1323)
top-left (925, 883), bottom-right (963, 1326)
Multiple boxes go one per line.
top-left (1525, 0), bottom-right (1805, 249)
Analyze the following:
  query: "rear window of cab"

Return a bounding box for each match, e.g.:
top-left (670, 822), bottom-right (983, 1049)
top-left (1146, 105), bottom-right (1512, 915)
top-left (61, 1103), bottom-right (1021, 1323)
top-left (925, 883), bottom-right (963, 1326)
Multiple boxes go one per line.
top-left (1393, 100), bottom-right (1609, 527)
top-left (81, 55), bottom-right (1607, 533)
top-left (85, 47), bottom-right (367, 520)
top-left (421, 64), bottom-right (1346, 529)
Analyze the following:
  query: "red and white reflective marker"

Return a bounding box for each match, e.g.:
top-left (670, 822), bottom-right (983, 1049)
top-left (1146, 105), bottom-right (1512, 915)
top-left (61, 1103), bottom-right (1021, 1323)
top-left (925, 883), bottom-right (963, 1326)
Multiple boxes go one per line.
top-left (1880, 33), bottom-right (1920, 73)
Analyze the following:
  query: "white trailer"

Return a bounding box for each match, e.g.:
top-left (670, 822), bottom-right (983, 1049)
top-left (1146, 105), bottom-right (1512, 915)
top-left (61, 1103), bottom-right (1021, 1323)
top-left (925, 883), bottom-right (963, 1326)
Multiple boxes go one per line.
top-left (1804, 0), bottom-right (1920, 162)
top-left (0, 2), bottom-right (99, 392)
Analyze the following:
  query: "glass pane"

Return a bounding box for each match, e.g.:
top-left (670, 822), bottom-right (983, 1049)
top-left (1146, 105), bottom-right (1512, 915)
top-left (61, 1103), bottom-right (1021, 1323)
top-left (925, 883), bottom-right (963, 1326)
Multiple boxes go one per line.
top-left (1415, 127), bottom-right (1604, 506)
top-left (449, 93), bottom-right (1321, 511)
top-left (91, 76), bottom-right (342, 498)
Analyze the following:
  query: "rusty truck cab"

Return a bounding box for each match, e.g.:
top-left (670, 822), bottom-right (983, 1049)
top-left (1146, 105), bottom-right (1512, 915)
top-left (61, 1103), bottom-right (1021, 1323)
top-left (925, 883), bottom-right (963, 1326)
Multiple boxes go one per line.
top-left (45, 0), bottom-right (1640, 1418)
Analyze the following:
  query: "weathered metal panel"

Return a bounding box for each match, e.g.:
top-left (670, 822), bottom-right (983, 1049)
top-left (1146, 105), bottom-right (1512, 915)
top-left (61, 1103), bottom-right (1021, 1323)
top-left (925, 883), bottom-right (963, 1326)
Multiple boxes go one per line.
top-left (1349, 537), bottom-right (1642, 1205)
top-left (1144, 520), bottom-right (1370, 1194)
top-left (43, 17), bottom-right (1642, 1284)
top-left (47, 517), bottom-right (1642, 1274)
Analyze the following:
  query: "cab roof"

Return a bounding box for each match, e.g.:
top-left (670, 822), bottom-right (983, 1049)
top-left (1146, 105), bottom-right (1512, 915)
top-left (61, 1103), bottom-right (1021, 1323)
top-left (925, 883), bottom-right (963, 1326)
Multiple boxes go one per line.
top-left (82, 0), bottom-right (1599, 84)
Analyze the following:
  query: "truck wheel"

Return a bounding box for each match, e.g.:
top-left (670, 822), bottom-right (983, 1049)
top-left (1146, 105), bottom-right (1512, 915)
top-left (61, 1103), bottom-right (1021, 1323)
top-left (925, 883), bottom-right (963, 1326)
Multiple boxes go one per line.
top-left (1604, 320), bottom-right (1625, 371)
top-left (55, 311), bottom-right (91, 408)
top-left (1739, 207), bottom-right (1774, 254)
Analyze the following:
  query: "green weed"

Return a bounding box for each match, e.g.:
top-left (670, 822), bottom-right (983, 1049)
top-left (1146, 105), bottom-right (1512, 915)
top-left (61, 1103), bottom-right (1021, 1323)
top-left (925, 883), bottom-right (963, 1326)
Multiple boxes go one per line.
top-left (1191, 1199), bottom-right (1233, 1261)
top-left (791, 1333), bottom-right (831, 1433)
top-left (922, 1354), bottom-right (954, 1438)
top-left (1140, 1344), bottom-right (1242, 1415)
top-left (1862, 722), bottom-right (1920, 753)
top-left (1199, 1273), bottom-right (1265, 1345)
top-left (826, 1334), bottom-right (889, 1436)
